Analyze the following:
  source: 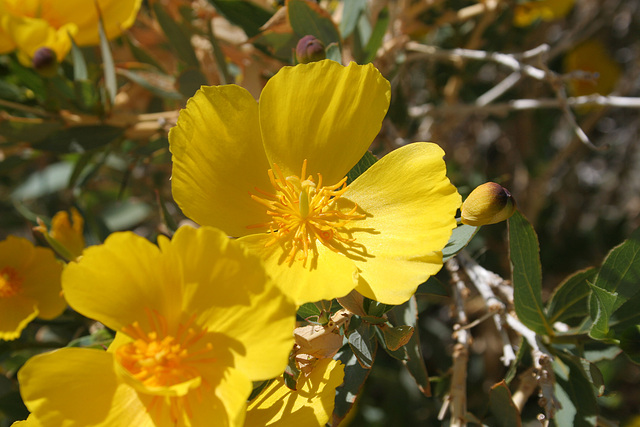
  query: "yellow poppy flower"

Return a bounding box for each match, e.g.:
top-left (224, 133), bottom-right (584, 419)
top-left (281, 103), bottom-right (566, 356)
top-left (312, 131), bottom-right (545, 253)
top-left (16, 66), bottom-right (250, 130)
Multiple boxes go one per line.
top-left (513, 0), bottom-right (575, 27)
top-left (564, 39), bottom-right (621, 97)
top-left (34, 208), bottom-right (86, 261)
top-left (169, 60), bottom-right (461, 306)
top-left (245, 358), bottom-right (345, 427)
top-left (0, 0), bottom-right (142, 66)
top-left (0, 235), bottom-right (65, 340)
top-left (17, 226), bottom-right (296, 426)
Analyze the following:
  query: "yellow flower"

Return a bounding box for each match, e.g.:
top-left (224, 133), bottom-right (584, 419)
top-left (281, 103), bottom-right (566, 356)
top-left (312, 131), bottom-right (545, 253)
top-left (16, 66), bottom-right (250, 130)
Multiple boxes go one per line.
top-left (461, 182), bottom-right (516, 226)
top-left (0, 0), bottom-right (142, 66)
top-left (169, 60), bottom-right (461, 306)
top-left (513, 0), bottom-right (575, 27)
top-left (564, 39), bottom-right (621, 97)
top-left (0, 235), bottom-right (65, 340)
top-left (17, 226), bottom-right (296, 426)
top-left (34, 208), bottom-right (86, 261)
top-left (245, 358), bottom-right (345, 427)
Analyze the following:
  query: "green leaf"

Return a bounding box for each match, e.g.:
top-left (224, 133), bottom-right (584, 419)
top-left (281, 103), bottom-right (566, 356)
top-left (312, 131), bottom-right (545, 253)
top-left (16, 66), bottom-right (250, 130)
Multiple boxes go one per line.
top-left (332, 347), bottom-right (374, 425)
top-left (97, 9), bottom-right (117, 106)
top-left (608, 291), bottom-right (640, 335)
top-left (116, 68), bottom-right (183, 100)
top-left (348, 323), bottom-right (376, 368)
top-left (442, 224), bottom-right (479, 262)
top-left (340, 0), bottom-right (367, 38)
top-left (325, 43), bottom-right (342, 64)
top-left (69, 34), bottom-right (88, 81)
top-left (32, 125), bottom-right (124, 153)
top-left (379, 324), bottom-right (413, 351)
top-left (67, 328), bottom-right (113, 349)
top-left (619, 325), bottom-right (640, 365)
top-left (489, 380), bottom-right (522, 427)
top-left (124, 35), bottom-right (166, 73)
top-left (363, 8), bottom-right (389, 63)
top-left (508, 210), bottom-right (553, 335)
top-left (101, 200), bottom-right (152, 231)
top-left (592, 226), bottom-right (640, 302)
top-left (387, 296), bottom-right (431, 396)
top-left (588, 283), bottom-right (618, 342)
top-left (288, 0), bottom-right (341, 48)
top-left (207, 0), bottom-right (273, 38)
top-left (297, 302), bottom-right (322, 320)
top-left (547, 268), bottom-right (597, 324)
top-left (152, 3), bottom-right (200, 68)
top-left (0, 118), bottom-right (62, 144)
top-left (11, 162), bottom-right (73, 200)
top-left (346, 151), bottom-right (377, 184)
top-left (553, 352), bottom-right (598, 427)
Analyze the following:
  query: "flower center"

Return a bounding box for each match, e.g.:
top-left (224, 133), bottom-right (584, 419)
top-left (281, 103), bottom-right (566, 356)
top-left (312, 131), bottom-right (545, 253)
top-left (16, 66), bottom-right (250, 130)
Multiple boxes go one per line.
top-left (115, 310), bottom-right (215, 390)
top-left (0, 267), bottom-right (23, 298)
top-left (248, 160), bottom-right (365, 264)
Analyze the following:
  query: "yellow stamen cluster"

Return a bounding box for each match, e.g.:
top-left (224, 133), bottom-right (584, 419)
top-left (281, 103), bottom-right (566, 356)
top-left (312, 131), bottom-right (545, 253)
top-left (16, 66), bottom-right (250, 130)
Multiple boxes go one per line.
top-left (0, 267), bottom-right (23, 298)
top-left (116, 310), bottom-right (215, 389)
top-left (249, 160), bottom-right (364, 264)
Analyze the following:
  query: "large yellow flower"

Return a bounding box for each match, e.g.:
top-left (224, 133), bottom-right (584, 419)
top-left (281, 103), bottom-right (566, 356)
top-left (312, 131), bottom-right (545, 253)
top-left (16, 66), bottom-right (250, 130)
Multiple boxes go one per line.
top-left (0, 235), bottom-right (65, 340)
top-left (0, 0), bottom-right (142, 65)
top-left (169, 60), bottom-right (461, 306)
top-left (513, 0), bottom-right (575, 27)
top-left (17, 226), bottom-right (296, 426)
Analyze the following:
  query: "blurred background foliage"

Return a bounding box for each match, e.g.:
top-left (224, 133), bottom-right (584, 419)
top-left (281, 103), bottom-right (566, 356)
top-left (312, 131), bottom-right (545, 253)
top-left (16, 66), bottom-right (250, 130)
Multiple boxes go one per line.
top-left (1, 0), bottom-right (640, 426)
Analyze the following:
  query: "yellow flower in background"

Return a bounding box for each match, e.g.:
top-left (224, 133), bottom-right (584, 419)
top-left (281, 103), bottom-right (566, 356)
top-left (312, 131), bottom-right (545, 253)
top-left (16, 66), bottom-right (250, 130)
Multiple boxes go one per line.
top-left (17, 226), bottom-right (296, 426)
top-left (0, 236), bottom-right (65, 340)
top-left (245, 358), bottom-right (345, 427)
top-left (564, 39), bottom-right (622, 97)
top-left (34, 208), bottom-right (86, 261)
top-left (169, 60), bottom-right (461, 306)
top-left (0, 0), bottom-right (142, 66)
top-left (513, 0), bottom-right (575, 27)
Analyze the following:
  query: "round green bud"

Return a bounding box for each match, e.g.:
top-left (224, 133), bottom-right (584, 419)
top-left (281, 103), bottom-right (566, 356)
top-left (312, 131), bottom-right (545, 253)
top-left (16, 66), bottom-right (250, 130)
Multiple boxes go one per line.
top-left (296, 35), bottom-right (326, 64)
top-left (461, 182), bottom-right (516, 226)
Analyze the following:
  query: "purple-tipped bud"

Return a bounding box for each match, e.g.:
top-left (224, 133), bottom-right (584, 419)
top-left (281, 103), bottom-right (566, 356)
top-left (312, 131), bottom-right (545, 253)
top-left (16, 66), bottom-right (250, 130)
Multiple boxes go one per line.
top-left (32, 47), bottom-right (58, 76)
top-left (461, 182), bottom-right (516, 226)
top-left (296, 35), bottom-right (325, 64)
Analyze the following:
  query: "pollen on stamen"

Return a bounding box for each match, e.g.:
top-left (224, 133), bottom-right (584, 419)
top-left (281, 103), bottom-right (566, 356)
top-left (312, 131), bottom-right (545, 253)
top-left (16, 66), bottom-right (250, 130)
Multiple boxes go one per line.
top-left (247, 160), bottom-right (365, 264)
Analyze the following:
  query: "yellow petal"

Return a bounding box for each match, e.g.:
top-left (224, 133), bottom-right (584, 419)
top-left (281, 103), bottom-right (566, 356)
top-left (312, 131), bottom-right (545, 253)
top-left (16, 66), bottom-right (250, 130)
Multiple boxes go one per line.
top-left (341, 142), bottom-right (461, 304)
top-left (0, 297), bottom-right (38, 340)
top-left (259, 60), bottom-right (390, 186)
top-left (18, 348), bottom-right (156, 427)
top-left (169, 85), bottom-right (273, 236)
top-left (62, 231), bottom-right (183, 333)
top-left (239, 233), bottom-right (357, 306)
top-left (163, 226), bottom-right (296, 381)
top-left (40, 0), bottom-right (142, 46)
top-left (2, 14), bottom-right (76, 62)
top-left (245, 359), bottom-right (345, 427)
top-left (194, 366), bottom-right (252, 427)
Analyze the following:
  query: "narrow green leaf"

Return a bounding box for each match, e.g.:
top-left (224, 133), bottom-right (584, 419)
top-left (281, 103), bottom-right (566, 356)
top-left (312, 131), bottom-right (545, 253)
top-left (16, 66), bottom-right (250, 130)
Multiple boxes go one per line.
top-left (388, 296), bottom-right (431, 396)
top-left (288, 0), bottom-right (341, 47)
top-left (547, 268), bottom-right (597, 324)
top-left (363, 8), bottom-right (389, 63)
top-left (608, 291), bottom-right (640, 335)
top-left (97, 9), bottom-right (117, 106)
top-left (508, 210), bottom-right (553, 335)
top-left (379, 324), bottom-right (413, 351)
top-left (442, 224), bottom-right (479, 262)
top-left (489, 380), bottom-right (522, 427)
top-left (152, 3), bottom-right (200, 68)
top-left (116, 68), bottom-right (183, 100)
top-left (588, 283), bottom-right (618, 342)
top-left (207, 0), bottom-right (273, 38)
top-left (346, 151), bottom-right (378, 184)
top-left (176, 68), bottom-right (208, 99)
top-left (325, 43), bottom-right (342, 64)
top-left (32, 125), bottom-right (124, 153)
top-left (124, 35), bottom-right (166, 73)
top-left (208, 20), bottom-right (232, 84)
top-left (340, 0), bottom-right (366, 38)
top-left (332, 347), bottom-right (374, 425)
top-left (68, 34), bottom-right (88, 80)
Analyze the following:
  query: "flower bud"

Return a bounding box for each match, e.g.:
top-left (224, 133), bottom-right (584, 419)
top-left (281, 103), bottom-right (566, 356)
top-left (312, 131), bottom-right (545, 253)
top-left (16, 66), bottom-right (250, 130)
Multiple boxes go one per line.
top-left (461, 182), bottom-right (516, 226)
top-left (32, 47), bottom-right (58, 77)
top-left (296, 35), bottom-right (325, 64)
